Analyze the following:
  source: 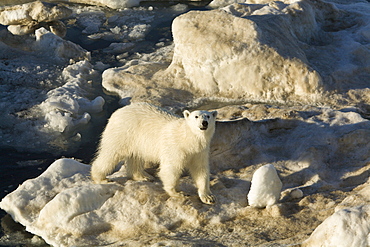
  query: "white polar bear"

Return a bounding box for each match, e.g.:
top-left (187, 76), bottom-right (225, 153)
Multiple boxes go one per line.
top-left (91, 102), bottom-right (217, 204)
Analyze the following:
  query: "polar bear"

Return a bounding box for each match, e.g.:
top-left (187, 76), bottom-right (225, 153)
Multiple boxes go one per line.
top-left (91, 102), bottom-right (217, 204)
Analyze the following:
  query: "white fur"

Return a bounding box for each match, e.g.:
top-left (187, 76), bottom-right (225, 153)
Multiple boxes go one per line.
top-left (91, 102), bottom-right (217, 204)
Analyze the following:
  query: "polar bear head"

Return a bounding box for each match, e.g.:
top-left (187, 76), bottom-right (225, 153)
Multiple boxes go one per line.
top-left (183, 110), bottom-right (217, 134)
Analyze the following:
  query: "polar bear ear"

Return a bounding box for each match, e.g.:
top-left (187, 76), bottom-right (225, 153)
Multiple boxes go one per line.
top-left (183, 110), bottom-right (190, 119)
top-left (211, 111), bottom-right (218, 118)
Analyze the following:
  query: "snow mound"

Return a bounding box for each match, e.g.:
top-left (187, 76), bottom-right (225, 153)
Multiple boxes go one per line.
top-left (167, 3), bottom-right (324, 103)
top-left (0, 1), bottom-right (72, 36)
top-left (0, 41), bottom-right (102, 154)
top-left (39, 61), bottom-right (104, 133)
top-left (102, 0), bottom-right (370, 107)
top-left (35, 27), bottom-right (90, 62)
top-left (303, 205), bottom-right (370, 247)
top-left (0, 158), bottom-right (249, 246)
top-left (247, 164), bottom-right (282, 208)
top-left (0, 1), bottom-right (71, 25)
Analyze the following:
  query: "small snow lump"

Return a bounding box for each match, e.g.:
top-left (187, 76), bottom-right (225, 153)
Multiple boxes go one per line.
top-left (248, 164), bottom-right (282, 208)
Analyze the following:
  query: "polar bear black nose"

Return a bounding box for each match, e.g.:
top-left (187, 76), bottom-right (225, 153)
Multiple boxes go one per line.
top-left (202, 121), bottom-right (208, 128)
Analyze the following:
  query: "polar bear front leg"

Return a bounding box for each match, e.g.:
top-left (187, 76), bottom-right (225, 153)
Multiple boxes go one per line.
top-left (189, 155), bottom-right (216, 204)
top-left (158, 159), bottom-right (183, 197)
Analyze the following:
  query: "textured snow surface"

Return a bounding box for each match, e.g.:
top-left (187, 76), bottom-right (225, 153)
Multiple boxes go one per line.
top-left (1, 105), bottom-right (370, 246)
top-left (303, 205), bottom-right (370, 247)
top-left (103, 0), bottom-right (370, 106)
top-left (0, 42), bottom-right (101, 154)
top-left (0, 158), bottom-right (248, 246)
top-left (0, 1), bottom-right (71, 36)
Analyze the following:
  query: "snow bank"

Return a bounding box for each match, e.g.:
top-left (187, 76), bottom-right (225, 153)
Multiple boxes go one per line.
top-left (336, 182), bottom-right (370, 211)
top-left (167, 3), bottom-right (324, 103)
top-left (0, 158), bottom-right (249, 246)
top-left (0, 1), bottom-right (183, 155)
top-left (303, 205), bottom-right (370, 247)
top-left (210, 106), bottom-right (370, 177)
top-left (0, 0), bottom-right (141, 9)
top-left (0, 0), bottom-right (187, 9)
top-left (247, 164), bottom-right (282, 208)
top-left (75, 8), bottom-right (154, 44)
top-left (31, 60), bottom-right (105, 153)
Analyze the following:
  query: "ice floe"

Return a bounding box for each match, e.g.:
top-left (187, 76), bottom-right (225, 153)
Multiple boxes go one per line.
top-left (0, 1), bottom-right (71, 36)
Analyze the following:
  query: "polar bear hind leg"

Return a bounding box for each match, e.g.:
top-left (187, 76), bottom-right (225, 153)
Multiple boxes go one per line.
top-left (126, 157), bottom-right (154, 181)
top-left (91, 152), bottom-right (121, 184)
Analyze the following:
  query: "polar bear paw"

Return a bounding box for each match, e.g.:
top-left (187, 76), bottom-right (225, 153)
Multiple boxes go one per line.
top-left (200, 193), bottom-right (216, 205)
top-left (131, 172), bottom-right (154, 182)
top-left (92, 178), bottom-right (113, 184)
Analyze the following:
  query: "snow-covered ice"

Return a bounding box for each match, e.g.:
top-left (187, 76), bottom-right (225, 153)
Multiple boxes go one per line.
top-left (0, 1), bottom-right (71, 36)
top-left (290, 188), bottom-right (304, 199)
top-left (39, 61), bottom-right (105, 133)
top-left (1, 104), bottom-right (370, 245)
top-left (0, 1), bottom-right (187, 156)
top-left (0, 0), bottom-right (370, 246)
top-left (303, 205), bottom-right (370, 247)
top-left (0, 25), bottom-right (99, 154)
top-left (0, 158), bottom-right (248, 246)
top-left (102, 0), bottom-right (370, 107)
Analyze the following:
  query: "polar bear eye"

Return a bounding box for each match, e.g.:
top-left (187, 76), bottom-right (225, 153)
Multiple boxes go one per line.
top-left (195, 116), bottom-right (199, 119)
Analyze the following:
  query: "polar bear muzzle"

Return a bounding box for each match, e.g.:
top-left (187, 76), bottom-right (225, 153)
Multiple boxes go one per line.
top-left (200, 120), bottom-right (208, 130)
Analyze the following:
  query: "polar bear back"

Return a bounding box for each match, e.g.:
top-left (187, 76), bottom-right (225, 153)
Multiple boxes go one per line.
top-left (99, 103), bottom-right (182, 164)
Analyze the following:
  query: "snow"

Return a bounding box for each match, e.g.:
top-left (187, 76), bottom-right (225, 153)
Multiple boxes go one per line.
top-left (1, 105), bottom-right (370, 245)
top-left (247, 164), bottom-right (282, 208)
top-left (0, 28), bottom-right (99, 154)
top-left (0, 1), bottom-right (71, 36)
top-left (0, 1), bottom-right (72, 25)
top-left (290, 188), bottom-right (304, 199)
top-left (303, 205), bottom-right (370, 247)
top-left (38, 60), bottom-right (105, 146)
top-left (103, 42), bottom-right (135, 54)
top-left (0, 1), bottom-right (185, 155)
top-left (35, 27), bottom-right (90, 62)
top-left (0, 158), bottom-right (247, 246)
top-left (0, 0), bottom-right (370, 246)
top-left (77, 11), bottom-right (106, 34)
top-left (69, 0), bottom-right (142, 9)
top-left (102, 0), bottom-right (370, 107)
